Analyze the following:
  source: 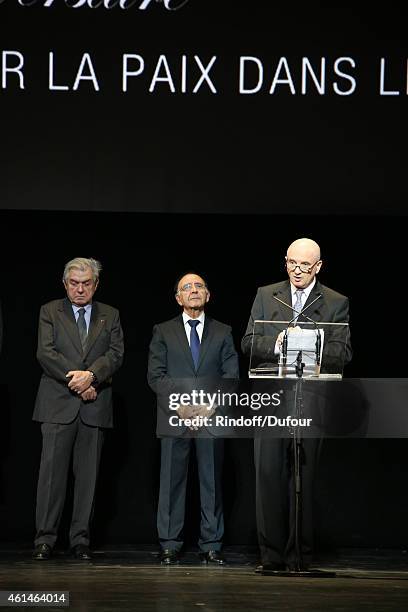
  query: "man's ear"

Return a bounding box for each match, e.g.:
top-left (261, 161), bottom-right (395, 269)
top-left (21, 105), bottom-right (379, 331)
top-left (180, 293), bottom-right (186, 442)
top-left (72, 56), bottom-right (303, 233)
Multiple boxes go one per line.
top-left (205, 290), bottom-right (210, 303)
top-left (175, 293), bottom-right (182, 306)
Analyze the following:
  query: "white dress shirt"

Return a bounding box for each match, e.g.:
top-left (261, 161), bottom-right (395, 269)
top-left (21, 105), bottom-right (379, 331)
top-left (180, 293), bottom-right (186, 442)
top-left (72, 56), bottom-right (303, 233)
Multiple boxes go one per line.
top-left (290, 278), bottom-right (316, 313)
top-left (182, 311), bottom-right (205, 345)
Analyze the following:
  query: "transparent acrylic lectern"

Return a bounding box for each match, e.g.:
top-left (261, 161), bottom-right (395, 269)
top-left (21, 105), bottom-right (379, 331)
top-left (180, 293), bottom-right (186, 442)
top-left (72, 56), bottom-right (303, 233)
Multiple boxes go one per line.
top-left (248, 321), bottom-right (350, 379)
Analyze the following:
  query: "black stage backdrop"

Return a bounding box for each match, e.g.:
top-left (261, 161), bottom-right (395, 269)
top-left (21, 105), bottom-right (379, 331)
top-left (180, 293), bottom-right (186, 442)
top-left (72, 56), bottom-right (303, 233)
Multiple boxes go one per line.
top-left (1, 1), bottom-right (408, 215)
top-left (0, 211), bottom-right (407, 549)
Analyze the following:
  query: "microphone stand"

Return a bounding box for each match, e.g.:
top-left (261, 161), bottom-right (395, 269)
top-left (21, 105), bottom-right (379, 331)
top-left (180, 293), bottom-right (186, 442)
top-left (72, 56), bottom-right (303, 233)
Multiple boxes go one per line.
top-left (315, 328), bottom-right (322, 367)
top-left (293, 350), bottom-right (304, 572)
top-left (288, 352), bottom-right (335, 576)
top-left (261, 293), bottom-right (335, 578)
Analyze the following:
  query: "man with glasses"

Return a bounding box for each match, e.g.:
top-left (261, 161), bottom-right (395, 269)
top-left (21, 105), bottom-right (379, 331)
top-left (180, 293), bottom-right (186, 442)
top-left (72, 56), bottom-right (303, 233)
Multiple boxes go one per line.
top-left (148, 272), bottom-right (239, 565)
top-left (242, 238), bottom-right (351, 572)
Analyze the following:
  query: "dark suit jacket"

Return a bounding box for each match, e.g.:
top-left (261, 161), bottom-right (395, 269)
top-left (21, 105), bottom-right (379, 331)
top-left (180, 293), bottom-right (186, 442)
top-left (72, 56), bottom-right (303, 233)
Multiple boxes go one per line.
top-left (33, 298), bottom-right (124, 428)
top-left (241, 280), bottom-right (352, 372)
top-left (148, 314), bottom-right (239, 436)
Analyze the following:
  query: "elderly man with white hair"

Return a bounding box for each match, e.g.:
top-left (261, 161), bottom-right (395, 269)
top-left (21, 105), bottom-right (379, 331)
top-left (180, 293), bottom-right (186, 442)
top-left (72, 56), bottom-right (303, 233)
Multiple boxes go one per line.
top-left (32, 257), bottom-right (124, 561)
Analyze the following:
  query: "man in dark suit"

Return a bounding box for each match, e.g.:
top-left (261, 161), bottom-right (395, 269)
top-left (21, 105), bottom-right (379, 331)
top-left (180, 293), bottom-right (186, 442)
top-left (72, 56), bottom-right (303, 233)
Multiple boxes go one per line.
top-left (148, 272), bottom-right (239, 565)
top-left (242, 238), bottom-right (351, 572)
top-left (32, 257), bottom-right (124, 560)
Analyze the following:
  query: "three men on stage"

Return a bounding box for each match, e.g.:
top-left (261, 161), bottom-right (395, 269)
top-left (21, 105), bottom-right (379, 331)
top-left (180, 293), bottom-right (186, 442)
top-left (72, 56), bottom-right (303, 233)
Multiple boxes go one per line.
top-left (29, 244), bottom-right (350, 568)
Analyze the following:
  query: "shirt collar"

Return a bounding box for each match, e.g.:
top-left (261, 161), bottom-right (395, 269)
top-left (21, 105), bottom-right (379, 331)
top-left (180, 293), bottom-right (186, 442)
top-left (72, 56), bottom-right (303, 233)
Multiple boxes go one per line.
top-left (290, 278), bottom-right (316, 301)
top-left (72, 303), bottom-right (92, 314)
top-left (182, 311), bottom-right (205, 326)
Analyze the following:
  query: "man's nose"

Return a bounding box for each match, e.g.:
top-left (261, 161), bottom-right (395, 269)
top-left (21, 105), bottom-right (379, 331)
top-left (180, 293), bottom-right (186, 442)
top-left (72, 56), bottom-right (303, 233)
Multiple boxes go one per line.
top-left (77, 284), bottom-right (84, 292)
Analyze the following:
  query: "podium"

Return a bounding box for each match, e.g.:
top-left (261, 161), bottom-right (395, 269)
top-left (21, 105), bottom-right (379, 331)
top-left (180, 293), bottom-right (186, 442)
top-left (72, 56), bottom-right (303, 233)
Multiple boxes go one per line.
top-left (248, 320), bottom-right (350, 379)
top-left (249, 320), bottom-right (350, 577)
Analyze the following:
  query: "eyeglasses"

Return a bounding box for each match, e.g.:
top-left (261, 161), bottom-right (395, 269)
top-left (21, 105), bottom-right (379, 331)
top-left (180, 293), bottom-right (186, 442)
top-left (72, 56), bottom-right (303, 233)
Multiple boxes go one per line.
top-left (286, 259), bottom-right (320, 274)
top-left (179, 282), bottom-right (207, 292)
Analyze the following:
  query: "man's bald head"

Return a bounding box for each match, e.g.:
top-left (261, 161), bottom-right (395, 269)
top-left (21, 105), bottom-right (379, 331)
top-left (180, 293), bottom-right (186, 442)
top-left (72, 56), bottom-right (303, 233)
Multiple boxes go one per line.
top-left (286, 238), bottom-right (322, 290)
top-left (287, 238), bottom-right (321, 261)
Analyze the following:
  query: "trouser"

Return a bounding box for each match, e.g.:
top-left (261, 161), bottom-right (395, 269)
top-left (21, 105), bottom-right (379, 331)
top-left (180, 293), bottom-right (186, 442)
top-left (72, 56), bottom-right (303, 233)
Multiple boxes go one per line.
top-left (254, 437), bottom-right (321, 565)
top-left (157, 437), bottom-right (224, 552)
top-left (34, 416), bottom-right (104, 548)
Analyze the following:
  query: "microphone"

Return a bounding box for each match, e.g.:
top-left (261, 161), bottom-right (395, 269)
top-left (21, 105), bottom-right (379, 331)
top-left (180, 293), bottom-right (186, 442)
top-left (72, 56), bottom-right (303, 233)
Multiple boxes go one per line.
top-left (282, 328), bottom-right (288, 365)
top-left (295, 350), bottom-right (304, 377)
top-left (272, 293), bottom-right (323, 366)
top-left (272, 292), bottom-right (322, 326)
top-left (315, 326), bottom-right (322, 366)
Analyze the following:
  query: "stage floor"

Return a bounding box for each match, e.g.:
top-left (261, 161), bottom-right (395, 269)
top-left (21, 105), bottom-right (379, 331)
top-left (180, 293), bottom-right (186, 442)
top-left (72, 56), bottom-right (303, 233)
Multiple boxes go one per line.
top-left (0, 548), bottom-right (407, 611)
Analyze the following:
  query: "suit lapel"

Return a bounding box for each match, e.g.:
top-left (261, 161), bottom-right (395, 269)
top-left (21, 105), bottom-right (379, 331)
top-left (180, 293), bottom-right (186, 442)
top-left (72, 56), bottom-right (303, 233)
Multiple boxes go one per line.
top-left (273, 281), bottom-right (293, 321)
top-left (302, 281), bottom-right (324, 322)
top-left (273, 280), bottom-right (324, 322)
top-left (173, 316), bottom-right (196, 372)
top-left (60, 298), bottom-right (83, 356)
top-left (83, 303), bottom-right (106, 357)
top-left (196, 316), bottom-right (213, 372)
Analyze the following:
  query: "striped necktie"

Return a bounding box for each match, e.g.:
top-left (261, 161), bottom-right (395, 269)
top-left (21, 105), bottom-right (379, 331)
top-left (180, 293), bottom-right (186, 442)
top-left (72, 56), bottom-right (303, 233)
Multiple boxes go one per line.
top-left (293, 290), bottom-right (304, 323)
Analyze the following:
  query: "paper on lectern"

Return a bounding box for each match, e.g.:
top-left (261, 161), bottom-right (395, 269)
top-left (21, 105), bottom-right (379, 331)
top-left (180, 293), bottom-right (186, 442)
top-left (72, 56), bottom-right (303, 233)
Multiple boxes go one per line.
top-left (283, 327), bottom-right (324, 369)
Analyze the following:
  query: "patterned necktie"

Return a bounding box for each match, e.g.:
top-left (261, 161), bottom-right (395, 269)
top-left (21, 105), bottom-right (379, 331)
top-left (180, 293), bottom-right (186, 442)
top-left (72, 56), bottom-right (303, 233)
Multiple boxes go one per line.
top-left (293, 290), bottom-right (304, 323)
top-left (188, 319), bottom-right (201, 369)
top-left (77, 307), bottom-right (88, 350)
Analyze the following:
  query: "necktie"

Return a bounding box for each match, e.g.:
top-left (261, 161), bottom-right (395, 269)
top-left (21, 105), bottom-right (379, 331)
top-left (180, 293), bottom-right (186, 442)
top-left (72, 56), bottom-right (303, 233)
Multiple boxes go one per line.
top-left (293, 290), bottom-right (304, 323)
top-left (77, 307), bottom-right (88, 350)
top-left (188, 319), bottom-right (201, 369)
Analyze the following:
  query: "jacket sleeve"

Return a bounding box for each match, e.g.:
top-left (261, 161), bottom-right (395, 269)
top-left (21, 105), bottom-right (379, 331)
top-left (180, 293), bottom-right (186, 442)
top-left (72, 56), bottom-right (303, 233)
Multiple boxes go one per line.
top-left (323, 296), bottom-right (352, 371)
top-left (241, 288), bottom-right (279, 361)
top-left (220, 327), bottom-right (240, 378)
top-left (147, 324), bottom-right (175, 395)
top-left (36, 303), bottom-right (76, 383)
